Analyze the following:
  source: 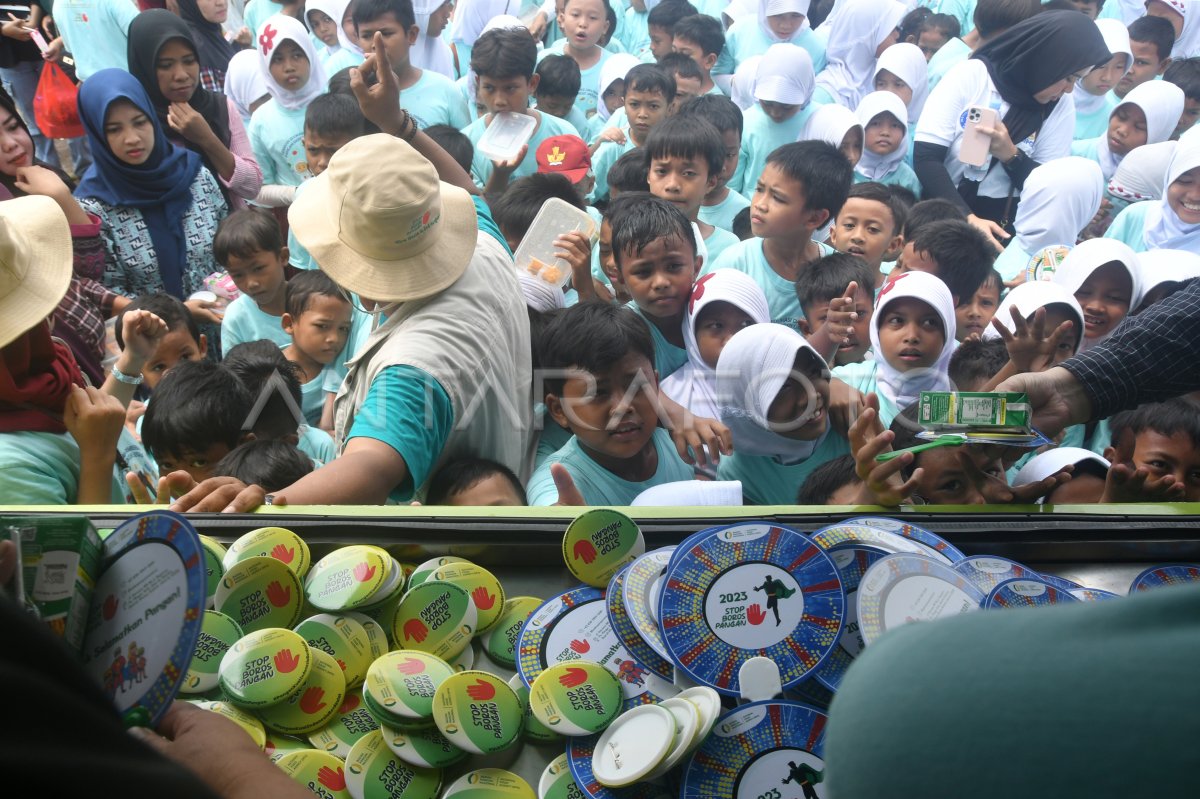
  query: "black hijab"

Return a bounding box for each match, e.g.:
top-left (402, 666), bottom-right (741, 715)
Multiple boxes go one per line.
top-left (971, 10), bottom-right (1112, 146)
top-left (176, 0), bottom-right (236, 79)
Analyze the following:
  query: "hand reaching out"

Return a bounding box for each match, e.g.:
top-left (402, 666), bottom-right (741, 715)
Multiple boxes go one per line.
top-left (1100, 463), bottom-right (1187, 503)
top-left (990, 306), bottom-right (1074, 374)
top-left (848, 393), bottom-right (921, 506)
top-left (555, 230), bottom-right (593, 299)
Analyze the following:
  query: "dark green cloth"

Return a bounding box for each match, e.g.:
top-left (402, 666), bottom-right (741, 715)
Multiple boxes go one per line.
top-left (826, 584), bottom-right (1200, 797)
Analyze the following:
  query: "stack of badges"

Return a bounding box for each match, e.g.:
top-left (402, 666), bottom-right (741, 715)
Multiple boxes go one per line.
top-left (984, 578), bottom-right (1080, 609)
top-left (1130, 564), bottom-right (1200, 593)
top-left (344, 730), bottom-right (442, 799)
top-left (605, 556), bottom-right (673, 682)
top-left (811, 544), bottom-right (889, 692)
top-left (362, 651), bottom-right (455, 731)
top-left (838, 517), bottom-right (967, 563)
top-left (857, 554), bottom-right (985, 646)
top-left (954, 556), bottom-right (1039, 592)
top-left (442, 769), bottom-right (537, 798)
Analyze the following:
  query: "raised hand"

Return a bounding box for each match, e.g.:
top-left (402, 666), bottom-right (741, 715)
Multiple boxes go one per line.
top-left (266, 581), bottom-right (292, 608)
top-left (550, 463), bottom-right (587, 506)
top-left (1100, 463), bottom-right (1188, 504)
top-left (274, 648), bottom-right (300, 674)
top-left (559, 667), bottom-right (588, 688)
top-left (298, 686), bottom-right (326, 714)
top-left (117, 310), bottom-right (168, 368)
top-left (849, 393), bottom-right (921, 506)
top-left (991, 306), bottom-right (1074, 374)
top-left (472, 585), bottom-right (496, 610)
top-left (746, 604), bottom-right (767, 625)
top-left (465, 679), bottom-right (496, 701)
top-left (812, 280), bottom-right (861, 362)
top-left (573, 539), bottom-right (598, 564)
top-left (64, 385), bottom-right (125, 461)
top-left (350, 31), bottom-right (403, 135)
top-left (490, 143), bottom-right (529, 178)
top-left (996, 367), bottom-right (1090, 441)
top-left (402, 618), bottom-right (429, 643)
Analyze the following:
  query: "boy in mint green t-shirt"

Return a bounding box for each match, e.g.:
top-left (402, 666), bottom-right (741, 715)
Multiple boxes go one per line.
top-left (214, 208), bottom-right (292, 357)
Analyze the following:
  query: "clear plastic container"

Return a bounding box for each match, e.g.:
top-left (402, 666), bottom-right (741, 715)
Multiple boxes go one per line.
top-left (477, 112), bottom-right (538, 162)
top-left (512, 198), bottom-right (598, 289)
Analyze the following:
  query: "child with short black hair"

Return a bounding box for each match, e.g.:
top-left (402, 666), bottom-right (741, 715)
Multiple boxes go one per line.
top-left (424, 125), bottom-right (474, 174)
top-left (214, 209), bottom-right (291, 356)
top-left (797, 252), bottom-right (876, 366)
top-left (282, 271), bottom-right (354, 426)
top-left (1100, 398), bottom-right (1200, 502)
top-left (657, 52), bottom-right (705, 110)
top-left (426, 457), bottom-right (528, 505)
top-left (114, 294), bottom-right (207, 392)
top-left (671, 14), bottom-right (724, 95)
top-left (797, 453), bottom-right (863, 505)
top-left (492, 173), bottom-right (588, 253)
top-left (827, 181), bottom-right (906, 284)
top-left (948, 336), bottom-right (1009, 391)
top-left (646, 0), bottom-right (697, 62)
top-left (538, 0), bottom-right (617, 120)
top-left (1164, 56), bottom-right (1200, 139)
top-left (534, 54), bottom-right (588, 136)
top-left (894, 218), bottom-right (996, 305)
top-left (591, 64), bottom-right (675, 201)
top-left (710, 140), bottom-right (852, 331)
top-left (215, 438), bottom-right (314, 493)
top-left (955, 268), bottom-right (1002, 342)
top-left (528, 302), bottom-right (693, 505)
top-left (1115, 15), bottom-right (1176, 100)
top-left (732, 206), bottom-right (752, 240)
top-left (911, 12), bottom-right (960, 61)
top-left (608, 147), bottom-right (651, 197)
top-left (676, 94), bottom-right (749, 234)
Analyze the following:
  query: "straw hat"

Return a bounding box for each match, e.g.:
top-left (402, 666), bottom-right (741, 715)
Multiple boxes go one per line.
top-left (288, 134), bottom-right (479, 302)
top-left (0, 195), bottom-right (72, 349)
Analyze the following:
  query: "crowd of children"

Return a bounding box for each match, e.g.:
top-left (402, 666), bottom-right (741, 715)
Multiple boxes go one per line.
top-left (2, 0), bottom-right (1200, 509)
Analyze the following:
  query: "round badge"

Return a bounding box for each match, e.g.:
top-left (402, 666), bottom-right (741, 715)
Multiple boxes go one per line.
top-left (364, 651), bottom-right (456, 728)
top-left (275, 749), bottom-right (352, 799)
top-left (675, 686), bottom-right (721, 741)
top-left (1130, 564), bottom-right (1200, 593)
top-left (223, 527), bottom-right (312, 580)
top-left (813, 544), bottom-right (889, 692)
top-left (264, 732), bottom-right (312, 762)
top-left (442, 770), bottom-right (535, 799)
top-left (540, 754), bottom-right (584, 799)
top-left (842, 516), bottom-right (965, 562)
top-left (517, 586), bottom-right (678, 711)
top-left (592, 704), bottom-right (676, 787)
top-left (659, 522), bottom-right (845, 697)
top-left (432, 671), bottom-right (522, 755)
top-left (305, 546), bottom-right (392, 612)
top-left (219, 627), bottom-right (312, 709)
top-left (345, 611), bottom-right (391, 660)
top-left (680, 701), bottom-right (828, 799)
top-left (563, 509), bottom-right (646, 588)
top-left (215, 555), bottom-right (305, 633)
top-left (345, 730), bottom-right (443, 799)
top-left (1069, 587), bottom-right (1121, 601)
top-left (984, 577), bottom-right (1081, 609)
top-left (295, 613), bottom-right (373, 688)
top-left (857, 554), bottom-right (984, 647)
top-left (309, 692), bottom-right (381, 758)
top-left (954, 556), bottom-right (1037, 593)
top-left (380, 722), bottom-right (468, 769)
top-left (409, 556), bottom-right (467, 589)
top-left (479, 596), bottom-right (542, 669)
top-left (607, 564), bottom-right (672, 681)
top-left (256, 647), bottom-right (347, 735)
top-left (620, 548), bottom-right (676, 663)
top-left (430, 561), bottom-right (506, 634)
top-left (566, 735), bottom-right (672, 799)
top-left (199, 535), bottom-right (227, 608)
top-left (448, 641), bottom-right (475, 672)
top-left (389, 581), bottom-right (477, 660)
top-left (190, 700), bottom-right (267, 749)
top-left (811, 521), bottom-right (941, 562)
top-left (359, 557), bottom-right (409, 615)
top-left (508, 674), bottom-right (558, 744)
top-left (645, 697), bottom-right (700, 779)
top-left (181, 610), bottom-right (243, 694)
top-left (530, 661), bottom-right (623, 736)
top-left (1038, 572), bottom-right (1083, 591)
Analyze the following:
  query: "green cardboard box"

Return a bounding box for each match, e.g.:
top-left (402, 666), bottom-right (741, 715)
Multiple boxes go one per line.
top-left (919, 391), bottom-right (1032, 431)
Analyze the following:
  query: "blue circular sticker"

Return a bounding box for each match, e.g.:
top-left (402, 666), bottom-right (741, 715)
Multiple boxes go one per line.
top-left (606, 564), bottom-right (672, 680)
top-left (984, 577), bottom-right (1081, 609)
top-left (813, 544), bottom-right (889, 692)
top-left (857, 554), bottom-right (984, 647)
top-left (953, 556), bottom-right (1037, 593)
top-left (842, 516), bottom-right (965, 563)
top-left (1129, 564), bottom-right (1200, 593)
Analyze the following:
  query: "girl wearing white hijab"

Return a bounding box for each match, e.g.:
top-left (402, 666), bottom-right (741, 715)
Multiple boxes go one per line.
top-left (873, 42), bottom-right (929, 125)
top-left (714, 323), bottom-right (852, 504)
top-left (730, 43), bottom-right (817, 197)
top-left (1134, 248), bottom-right (1200, 311)
top-left (1073, 18), bottom-right (1132, 141)
top-left (729, 54), bottom-right (763, 111)
top-left (450, 0), bottom-right (516, 67)
top-left (314, 0), bottom-right (365, 75)
top-left (812, 0), bottom-right (907, 108)
top-left (411, 0), bottom-right (456, 78)
top-left (1052, 237), bottom-right (1142, 351)
top-left (305, 0), bottom-right (360, 64)
top-left (832, 271), bottom-right (957, 427)
top-left (714, 0), bottom-right (827, 86)
top-left (982, 281), bottom-right (1086, 361)
top-left (662, 269), bottom-right (771, 422)
top-left (1149, 0), bottom-right (1200, 59)
top-left (1105, 127), bottom-right (1200, 252)
top-left (1071, 80), bottom-right (1185, 181)
top-left (992, 157), bottom-right (1105, 282)
top-left (1012, 447), bottom-right (1110, 504)
top-left (801, 103), bottom-right (863, 168)
top-left (1105, 140), bottom-right (1177, 219)
top-left (224, 49), bottom-right (270, 127)
top-left (854, 90), bottom-right (922, 194)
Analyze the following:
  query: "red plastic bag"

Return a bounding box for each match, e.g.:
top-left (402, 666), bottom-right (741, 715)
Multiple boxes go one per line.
top-left (33, 62), bottom-right (84, 139)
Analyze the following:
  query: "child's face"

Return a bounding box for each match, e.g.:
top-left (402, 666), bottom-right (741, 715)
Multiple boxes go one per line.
top-left (916, 28), bottom-right (949, 61)
top-left (304, 127), bottom-right (357, 177)
top-left (342, 2), bottom-right (357, 44)
top-left (715, 129), bottom-right (740, 188)
top-left (1107, 103), bottom-right (1148, 157)
top-left (359, 11), bottom-right (417, 72)
top-left (446, 474), bottom-right (525, 506)
top-left (648, 154), bottom-right (717, 220)
top-left (765, 350), bottom-right (830, 441)
top-left (766, 12), bottom-right (805, 40)
top-left (671, 74), bottom-right (703, 111)
top-left (751, 163), bottom-right (823, 238)
top-left (155, 39), bottom-right (200, 105)
top-left (285, 295), bottom-right (354, 365)
top-left (694, 300), bottom-right (755, 369)
top-left (478, 73), bottom-right (534, 115)
top-left (1043, 305), bottom-right (1080, 364)
top-left (954, 280), bottom-right (999, 341)
top-left (269, 40), bottom-right (312, 92)
top-left (549, 352), bottom-right (659, 462)
top-left (308, 9), bottom-right (340, 48)
top-left (225, 249), bottom-right (287, 310)
top-left (625, 88), bottom-right (669, 144)
top-left (1081, 52), bottom-right (1128, 96)
top-left (1174, 98), bottom-right (1200, 139)
top-left (426, 0), bottom-right (453, 38)
top-left (877, 297), bottom-right (946, 372)
top-left (759, 99), bottom-right (802, 123)
top-left (536, 93), bottom-right (576, 119)
top-left (648, 24), bottom-right (673, 61)
top-left (615, 233), bottom-right (699, 321)
top-left (865, 113), bottom-right (905, 157)
top-left (803, 287), bottom-right (873, 366)
top-left (142, 328), bottom-right (207, 391)
top-left (602, 79), bottom-right (625, 114)
top-left (1146, 0), bottom-right (1184, 37)
top-left (1132, 429), bottom-right (1200, 501)
top-left (1065, 0), bottom-right (1100, 18)
top-left (156, 442), bottom-right (232, 484)
top-left (673, 36), bottom-right (716, 75)
top-left (1117, 39), bottom-right (1168, 97)
top-left (872, 69), bottom-right (912, 107)
top-left (895, 241), bottom-right (940, 281)
top-left (559, 0), bottom-right (608, 51)
top-left (911, 447), bottom-right (998, 505)
top-left (828, 196), bottom-right (900, 269)
top-left (839, 127), bottom-right (863, 167)
top-left (1074, 261), bottom-right (1132, 340)
top-left (104, 99), bottom-right (155, 167)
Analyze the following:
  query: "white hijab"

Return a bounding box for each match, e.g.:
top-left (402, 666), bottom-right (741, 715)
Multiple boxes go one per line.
top-left (1094, 80), bottom-right (1185, 181)
top-left (257, 15), bottom-right (328, 111)
top-left (1013, 448), bottom-right (1110, 493)
top-left (305, 0), bottom-right (359, 54)
top-left (1051, 237), bottom-right (1142, 350)
top-left (517, 271), bottom-right (566, 312)
top-left (982, 281), bottom-right (1086, 356)
top-left (874, 42), bottom-right (928, 124)
top-left (662, 269), bottom-right (772, 423)
top-left (801, 103), bottom-right (862, 149)
top-left (1011, 157), bottom-right (1104, 256)
top-left (412, 0), bottom-right (456, 77)
top-left (855, 90), bottom-right (908, 182)
top-left (1164, 0), bottom-right (1200, 59)
top-left (224, 48), bottom-right (269, 125)
top-left (758, 0), bottom-right (811, 43)
top-left (870, 271), bottom-right (957, 412)
top-left (596, 53), bottom-right (642, 123)
top-left (1107, 140), bottom-right (1176, 204)
top-left (1076, 18), bottom-right (1131, 117)
top-left (754, 43), bottom-right (815, 106)
top-left (716, 323), bottom-right (832, 464)
top-left (731, 55), bottom-right (764, 111)
top-left (450, 0), bottom-right (515, 47)
top-left (814, 0), bottom-right (906, 108)
top-left (1135, 248), bottom-right (1200, 309)
top-left (1144, 127), bottom-right (1200, 251)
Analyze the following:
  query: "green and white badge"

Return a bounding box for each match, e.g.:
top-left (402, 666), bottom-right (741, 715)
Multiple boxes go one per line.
top-left (181, 610), bottom-right (243, 694)
top-left (529, 661), bottom-right (622, 736)
top-left (275, 749), bottom-right (351, 799)
top-left (305, 546), bottom-right (392, 612)
top-left (429, 562), bottom-right (506, 634)
top-left (380, 722), bottom-right (467, 770)
top-left (508, 674), bottom-right (557, 745)
top-left (198, 535), bottom-right (226, 608)
top-left (295, 613), bottom-right (372, 688)
top-left (389, 581), bottom-right (477, 661)
top-left (223, 527), bottom-right (311, 580)
top-left (408, 556), bottom-right (466, 589)
top-left (562, 510), bottom-right (645, 588)
top-left (256, 647), bottom-right (347, 735)
top-left (442, 770), bottom-right (535, 799)
top-left (363, 650), bottom-right (455, 728)
top-left (539, 754), bottom-right (586, 799)
top-left (218, 627), bottom-right (312, 709)
top-left (214, 556), bottom-right (304, 633)
top-left (432, 671), bottom-right (522, 755)
top-left (345, 611), bottom-right (390, 660)
top-left (345, 730), bottom-right (443, 799)
top-left (309, 692), bottom-right (381, 758)
top-left (479, 596), bottom-right (541, 669)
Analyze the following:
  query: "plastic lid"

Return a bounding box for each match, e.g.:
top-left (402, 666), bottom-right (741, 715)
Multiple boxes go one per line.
top-left (538, 754), bottom-right (581, 799)
top-left (364, 650), bottom-right (456, 725)
top-left (189, 700), bottom-right (266, 749)
top-left (305, 546), bottom-right (392, 612)
top-left (214, 555), bottom-right (305, 633)
top-left (509, 674), bottom-right (559, 745)
top-left (432, 671), bottom-right (522, 755)
top-left (389, 581), bottom-right (477, 661)
top-left (308, 692), bottom-right (381, 758)
top-left (430, 562), bottom-right (506, 634)
top-left (257, 647), bottom-right (347, 735)
top-left (223, 526), bottom-right (311, 580)
top-left (646, 697), bottom-right (700, 779)
top-left (294, 613), bottom-right (373, 688)
top-left (219, 627), bottom-right (312, 709)
top-left (275, 749), bottom-right (351, 798)
top-left (198, 535), bottom-right (227, 608)
top-left (408, 556), bottom-right (467, 589)
top-left (181, 610), bottom-right (243, 694)
top-left (442, 769), bottom-right (535, 799)
top-left (344, 730), bottom-right (443, 799)
top-left (381, 722), bottom-right (468, 769)
top-left (529, 661), bottom-right (623, 736)
top-left (563, 509), bottom-right (646, 588)
top-left (591, 705), bottom-right (675, 787)
top-left (476, 111), bottom-right (538, 162)
top-left (511, 198), bottom-right (598, 290)
top-left (479, 596), bottom-right (542, 669)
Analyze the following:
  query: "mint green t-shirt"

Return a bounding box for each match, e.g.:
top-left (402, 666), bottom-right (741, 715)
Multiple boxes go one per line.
top-left (716, 431), bottom-right (851, 505)
top-left (1104, 200), bottom-right (1153, 253)
top-left (1074, 95), bottom-right (1118, 141)
top-left (462, 110), bottom-right (578, 188)
top-left (589, 134), bottom-right (636, 202)
top-left (853, 162), bottom-right (922, 196)
top-left (830, 359), bottom-right (902, 427)
top-left (526, 428), bottom-right (693, 505)
top-left (713, 20), bottom-right (827, 78)
top-left (705, 237), bottom-right (835, 331)
top-left (221, 294), bottom-right (290, 356)
top-left (0, 431), bottom-right (125, 505)
top-left (732, 103), bottom-right (820, 198)
top-left (703, 225), bottom-right (741, 267)
top-left (628, 302), bottom-right (688, 379)
top-left (699, 188), bottom-right (751, 233)
top-left (403, 69), bottom-right (472, 129)
top-left (925, 36), bottom-right (971, 93)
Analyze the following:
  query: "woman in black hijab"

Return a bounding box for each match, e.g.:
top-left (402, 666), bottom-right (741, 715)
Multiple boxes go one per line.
top-left (127, 9), bottom-right (262, 208)
top-left (912, 10), bottom-right (1112, 249)
top-left (176, 0), bottom-right (237, 89)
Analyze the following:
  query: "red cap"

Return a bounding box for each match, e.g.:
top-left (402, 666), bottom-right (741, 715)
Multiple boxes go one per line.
top-left (536, 134), bottom-right (592, 183)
